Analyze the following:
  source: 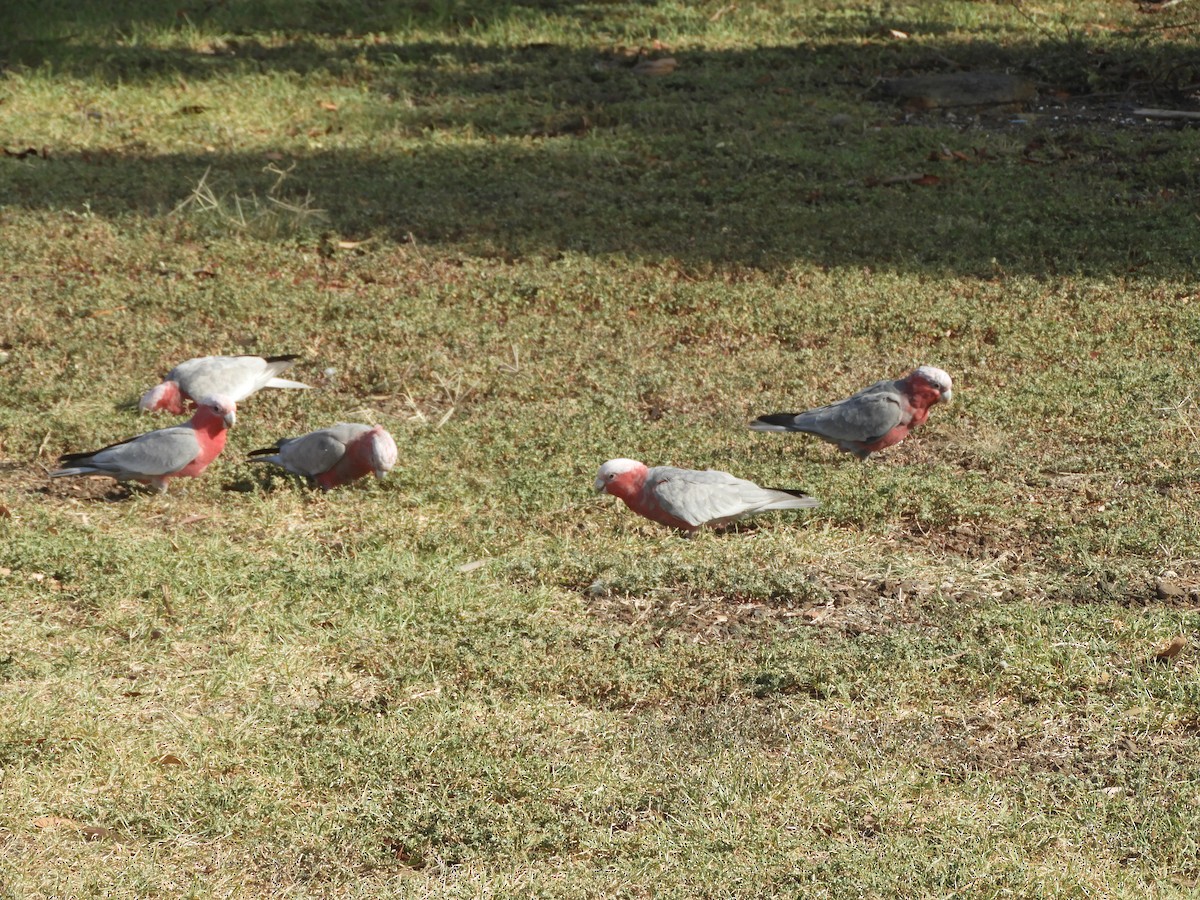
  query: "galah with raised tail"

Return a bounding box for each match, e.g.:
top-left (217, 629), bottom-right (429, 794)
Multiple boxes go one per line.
top-left (749, 365), bottom-right (952, 459)
top-left (248, 423), bottom-right (398, 490)
top-left (140, 354), bottom-right (309, 414)
top-left (51, 397), bottom-right (236, 492)
top-left (594, 458), bottom-right (818, 534)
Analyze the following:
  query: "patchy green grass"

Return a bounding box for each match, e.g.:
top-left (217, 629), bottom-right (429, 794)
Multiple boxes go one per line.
top-left (3, 0), bottom-right (1200, 896)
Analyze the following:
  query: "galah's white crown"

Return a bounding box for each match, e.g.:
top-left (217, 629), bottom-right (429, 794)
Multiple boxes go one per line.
top-left (913, 365), bottom-right (953, 400)
top-left (595, 458), bottom-right (645, 491)
top-left (365, 428), bottom-right (399, 476)
top-left (197, 395), bottom-right (237, 427)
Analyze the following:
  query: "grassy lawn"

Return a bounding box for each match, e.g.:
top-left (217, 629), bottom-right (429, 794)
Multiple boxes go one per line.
top-left (2, 0), bottom-right (1200, 895)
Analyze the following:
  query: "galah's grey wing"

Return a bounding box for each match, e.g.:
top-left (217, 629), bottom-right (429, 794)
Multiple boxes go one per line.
top-left (647, 467), bottom-right (762, 528)
top-left (171, 355), bottom-right (305, 402)
top-left (173, 356), bottom-right (267, 403)
top-left (794, 390), bottom-right (904, 445)
top-left (321, 423), bottom-right (374, 445)
top-left (72, 425), bottom-right (200, 477)
top-left (276, 428), bottom-right (361, 477)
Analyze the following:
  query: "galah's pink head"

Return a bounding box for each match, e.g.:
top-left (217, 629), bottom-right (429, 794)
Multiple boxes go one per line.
top-left (595, 458), bottom-right (648, 498)
top-left (359, 426), bottom-right (399, 478)
top-left (911, 366), bottom-right (953, 404)
top-left (192, 396), bottom-right (237, 428)
top-left (139, 380), bottom-right (186, 414)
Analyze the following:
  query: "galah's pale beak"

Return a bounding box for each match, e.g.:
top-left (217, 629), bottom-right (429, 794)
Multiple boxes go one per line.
top-left (223, 408), bottom-right (237, 428)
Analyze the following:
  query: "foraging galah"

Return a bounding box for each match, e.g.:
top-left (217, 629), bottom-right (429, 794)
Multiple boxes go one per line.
top-left (51, 397), bottom-right (236, 492)
top-left (594, 458), bottom-right (819, 534)
top-left (749, 366), bottom-right (953, 459)
top-left (248, 423), bottom-right (398, 490)
top-left (140, 355), bottom-right (309, 414)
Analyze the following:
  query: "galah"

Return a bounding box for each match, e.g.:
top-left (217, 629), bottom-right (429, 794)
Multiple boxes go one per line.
top-left (140, 355), bottom-right (309, 414)
top-left (594, 458), bottom-right (819, 534)
top-left (749, 365), bottom-right (953, 459)
top-left (248, 423), bottom-right (398, 490)
top-left (51, 397), bottom-right (236, 492)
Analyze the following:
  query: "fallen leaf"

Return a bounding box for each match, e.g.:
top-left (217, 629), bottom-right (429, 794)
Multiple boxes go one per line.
top-left (33, 816), bottom-right (81, 830)
top-left (633, 57), bottom-right (677, 76)
top-left (318, 101), bottom-right (339, 111)
top-left (32, 817), bottom-right (113, 840)
top-left (884, 28), bottom-right (909, 39)
top-left (913, 174), bottom-right (941, 186)
top-left (1154, 635), bottom-right (1187, 662)
top-left (930, 145), bottom-right (972, 162)
top-left (457, 560), bottom-right (487, 574)
top-left (87, 306), bottom-right (127, 318)
top-left (155, 753), bottom-right (185, 766)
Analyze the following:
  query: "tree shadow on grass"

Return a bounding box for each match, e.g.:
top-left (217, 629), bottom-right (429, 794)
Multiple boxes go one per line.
top-left (2, 0), bottom-right (622, 47)
top-left (8, 134), bottom-right (1196, 276)
top-left (2, 4), bottom-right (1199, 275)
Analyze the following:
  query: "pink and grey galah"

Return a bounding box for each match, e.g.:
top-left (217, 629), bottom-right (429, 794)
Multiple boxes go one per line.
top-left (51, 397), bottom-right (236, 492)
top-left (248, 423), bottom-right (398, 490)
top-left (594, 458), bottom-right (819, 534)
top-left (139, 354), bottom-right (309, 414)
top-left (749, 365), bottom-right (953, 459)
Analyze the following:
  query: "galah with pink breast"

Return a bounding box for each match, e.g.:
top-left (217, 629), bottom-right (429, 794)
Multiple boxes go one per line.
top-left (594, 458), bottom-right (818, 534)
top-left (52, 397), bottom-right (236, 492)
top-left (140, 354), bottom-right (309, 414)
top-left (249, 423), bottom-right (398, 490)
top-left (749, 365), bottom-right (952, 459)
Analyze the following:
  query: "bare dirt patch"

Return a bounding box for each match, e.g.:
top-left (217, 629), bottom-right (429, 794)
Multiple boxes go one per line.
top-left (581, 572), bottom-right (953, 641)
top-left (867, 704), bottom-right (1200, 783)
